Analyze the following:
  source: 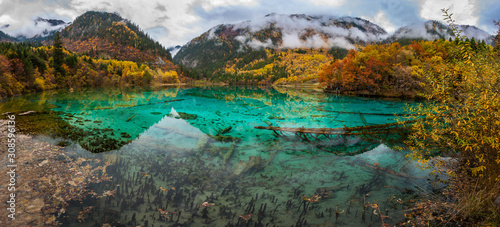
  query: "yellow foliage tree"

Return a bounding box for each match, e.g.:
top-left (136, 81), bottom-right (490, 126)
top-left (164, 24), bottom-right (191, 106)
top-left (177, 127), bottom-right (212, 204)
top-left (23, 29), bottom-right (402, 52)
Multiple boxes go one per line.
top-left (403, 9), bottom-right (500, 224)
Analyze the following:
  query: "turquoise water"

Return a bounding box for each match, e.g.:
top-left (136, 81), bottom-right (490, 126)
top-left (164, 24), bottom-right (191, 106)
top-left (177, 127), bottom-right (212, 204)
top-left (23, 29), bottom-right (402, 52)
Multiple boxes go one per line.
top-left (4, 87), bottom-right (431, 226)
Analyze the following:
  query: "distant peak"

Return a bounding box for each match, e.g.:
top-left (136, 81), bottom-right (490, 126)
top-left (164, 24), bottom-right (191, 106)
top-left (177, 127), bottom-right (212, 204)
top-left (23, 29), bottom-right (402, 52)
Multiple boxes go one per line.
top-left (34, 17), bottom-right (68, 26)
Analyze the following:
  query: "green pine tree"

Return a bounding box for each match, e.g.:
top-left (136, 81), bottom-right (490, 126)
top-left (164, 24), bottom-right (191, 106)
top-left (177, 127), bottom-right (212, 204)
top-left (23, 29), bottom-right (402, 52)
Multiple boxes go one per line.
top-left (53, 32), bottom-right (65, 87)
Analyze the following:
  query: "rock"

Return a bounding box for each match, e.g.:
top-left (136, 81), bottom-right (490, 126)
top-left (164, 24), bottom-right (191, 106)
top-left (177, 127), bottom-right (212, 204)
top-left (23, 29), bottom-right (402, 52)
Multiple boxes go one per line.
top-left (495, 196), bottom-right (500, 206)
top-left (38, 159), bottom-right (49, 167)
top-left (26, 198), bottom-right (45, 213)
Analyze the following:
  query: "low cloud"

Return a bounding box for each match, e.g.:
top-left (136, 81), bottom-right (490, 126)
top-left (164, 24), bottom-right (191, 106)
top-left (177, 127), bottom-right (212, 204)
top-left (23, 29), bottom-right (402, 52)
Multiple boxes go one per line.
top-left (228, 14), bottom-right (387, 50)
top-left (155, 3), bottom-right (167, 12)
top-left (391, 20), bottom-right (493, 43)
top-left (155, 15), bottom-right (170, 23)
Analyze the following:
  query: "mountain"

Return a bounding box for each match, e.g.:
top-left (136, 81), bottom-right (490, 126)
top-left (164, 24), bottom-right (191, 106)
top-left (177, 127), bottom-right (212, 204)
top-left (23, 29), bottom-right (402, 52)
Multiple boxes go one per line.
top-left (0, 30), bottom-right (16, 42)
top-left (34, 17), bottom-right (67, 27)
top-left (1, 17), bottom-right (70, 42)
top-left (173, 13), bottom-right (388, 73)
top-left (58, 11), bottom-right (173, 64)
top-left (386, 20), bottom-right (494, 45)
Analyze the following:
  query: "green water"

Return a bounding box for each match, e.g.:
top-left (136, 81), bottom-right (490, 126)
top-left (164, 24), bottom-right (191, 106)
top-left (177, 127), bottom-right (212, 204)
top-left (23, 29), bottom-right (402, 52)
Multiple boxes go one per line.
top-left (2, 86), bottom-right (431, 226)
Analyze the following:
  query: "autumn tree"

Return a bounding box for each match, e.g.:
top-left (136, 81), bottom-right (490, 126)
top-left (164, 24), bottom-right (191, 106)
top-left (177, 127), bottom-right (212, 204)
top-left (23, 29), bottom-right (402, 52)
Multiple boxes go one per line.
top-left (494, 19), bottom-right (500, 51)
top-left (403, 9), bottom-right (500, 225)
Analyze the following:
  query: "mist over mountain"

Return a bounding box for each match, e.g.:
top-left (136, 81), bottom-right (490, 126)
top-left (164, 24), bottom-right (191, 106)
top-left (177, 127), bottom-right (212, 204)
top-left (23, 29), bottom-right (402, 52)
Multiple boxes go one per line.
top-left (229, 13), bottom-right (388, 50)
top-left (386, 20), bottom-right (494, 45)
top-left (168, 45), bottom-right (182, 57)
top-left (174, 13), bottom-right (388, 71)
top-left (0, 17), bottom-right (70, 42)
top-left (174, 13), bottom-right (494, 74)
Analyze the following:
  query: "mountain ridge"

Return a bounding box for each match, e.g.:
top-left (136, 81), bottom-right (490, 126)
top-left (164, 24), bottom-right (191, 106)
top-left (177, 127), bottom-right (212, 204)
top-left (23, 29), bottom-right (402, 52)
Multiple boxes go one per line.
top-left (55, 11), bottom-right (177, 67)
top-left (174, 13), bottom-right (389, 74)
top-left (174, 14), bottom-right (494, 74)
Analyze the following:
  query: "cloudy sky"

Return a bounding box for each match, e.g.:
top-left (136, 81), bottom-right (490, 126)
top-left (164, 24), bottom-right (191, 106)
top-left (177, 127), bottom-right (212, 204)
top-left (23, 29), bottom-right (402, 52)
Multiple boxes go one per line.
top-left (0, 0), bottom-right (498, 47)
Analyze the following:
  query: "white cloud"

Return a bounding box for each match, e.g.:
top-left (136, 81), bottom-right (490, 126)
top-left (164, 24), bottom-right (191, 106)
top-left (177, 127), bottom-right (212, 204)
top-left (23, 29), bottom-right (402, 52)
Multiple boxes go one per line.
top-left (198, 0), bottom-right (258, 11)
top-left (419, 0), bottom-right (479, 26)
top-left (228, 14), bottom-right (385, 50)
top-left (247, 38), bottom-right (274, 49)
top-left (308, 0), bottom-right (345, 7)
top-left (363, 11), bottom-right (396, 33)
top-left (0, 15), bottom-right (14, 24)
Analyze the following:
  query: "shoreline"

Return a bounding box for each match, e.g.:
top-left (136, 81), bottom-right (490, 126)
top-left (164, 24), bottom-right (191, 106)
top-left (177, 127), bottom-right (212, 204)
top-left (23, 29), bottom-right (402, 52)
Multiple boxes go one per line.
top-left (0, 120), bottom-right (112, 226)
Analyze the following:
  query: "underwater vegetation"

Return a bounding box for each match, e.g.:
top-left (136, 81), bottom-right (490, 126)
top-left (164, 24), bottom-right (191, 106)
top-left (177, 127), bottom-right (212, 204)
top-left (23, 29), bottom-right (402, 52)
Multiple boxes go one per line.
top-left (58, 132), bottom-right (425, 227)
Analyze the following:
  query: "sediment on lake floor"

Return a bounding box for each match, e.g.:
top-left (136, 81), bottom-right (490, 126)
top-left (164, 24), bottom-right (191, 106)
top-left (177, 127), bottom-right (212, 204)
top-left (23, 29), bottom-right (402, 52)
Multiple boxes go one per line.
top-left (0, 120), bottom-right (112, 226)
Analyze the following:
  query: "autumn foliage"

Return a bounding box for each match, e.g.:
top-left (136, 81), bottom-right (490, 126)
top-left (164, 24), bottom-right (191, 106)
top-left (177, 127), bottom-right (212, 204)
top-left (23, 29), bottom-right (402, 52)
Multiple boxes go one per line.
top-left (58, 11), bottom-right (172, 63)
top-left (0, 41), bottom-right (180, 98)
top-left (214, 48), bottom-right (334, 85)
top-left (318, 39), bottom-right (489, 98)
top-left (402, 10), bottom-right (500, 225)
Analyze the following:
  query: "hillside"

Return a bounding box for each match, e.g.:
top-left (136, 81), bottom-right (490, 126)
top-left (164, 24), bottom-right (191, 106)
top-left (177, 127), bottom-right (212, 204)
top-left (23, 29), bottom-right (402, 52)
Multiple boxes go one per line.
top-left (59, 11), bottom-right (174, 65)
top-left (173, 13), bottom-right (388, 75)
top-left (0, 41), bottom-right (182, 98)
top-left (212, 48), bottom-right (336, 85)
top-left (0, 30), bottom-right (15, 42)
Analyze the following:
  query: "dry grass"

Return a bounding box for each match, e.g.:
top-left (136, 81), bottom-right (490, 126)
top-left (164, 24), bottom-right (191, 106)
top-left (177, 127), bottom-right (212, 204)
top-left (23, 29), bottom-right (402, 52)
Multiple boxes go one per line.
top-left (449, 174), bottom-right (500, 225)
top-left (403, 164), bottom-right (500, 226)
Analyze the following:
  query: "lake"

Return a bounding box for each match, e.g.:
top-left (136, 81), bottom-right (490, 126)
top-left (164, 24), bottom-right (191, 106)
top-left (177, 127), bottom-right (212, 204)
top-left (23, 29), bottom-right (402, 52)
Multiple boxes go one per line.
top-left (1, 86), bottom-right (431, 226)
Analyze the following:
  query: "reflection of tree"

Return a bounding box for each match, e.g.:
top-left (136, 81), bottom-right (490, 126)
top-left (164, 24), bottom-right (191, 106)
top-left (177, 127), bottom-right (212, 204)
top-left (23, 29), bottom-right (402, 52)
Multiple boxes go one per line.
top-left (0, 87), bottom-right (183, 153)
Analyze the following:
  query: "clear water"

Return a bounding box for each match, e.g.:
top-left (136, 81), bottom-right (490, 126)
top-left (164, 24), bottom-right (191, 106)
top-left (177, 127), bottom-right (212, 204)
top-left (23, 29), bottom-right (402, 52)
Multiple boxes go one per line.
top-left (3, 86), bottom-right (432, 226)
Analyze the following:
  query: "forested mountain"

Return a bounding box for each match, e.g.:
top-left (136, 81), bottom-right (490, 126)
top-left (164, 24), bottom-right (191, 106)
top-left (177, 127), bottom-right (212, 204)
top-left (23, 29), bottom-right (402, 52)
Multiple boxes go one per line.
top-left (213, 48), bottom-right (338, 85)
top-left (0, 12), bottom-right (183, 98)
top-left (0, 30), bottom-right (15, 42)
top-left (173, 14), bottom-right (388, 76)
top-left (0, 11), bottom-right (175, 65)
top-left (1, 11), bottom-right (496, 90)
top-left (174, 15), bottom-right (495, 81)
top-left (58, 11), bottom-right (173, 64)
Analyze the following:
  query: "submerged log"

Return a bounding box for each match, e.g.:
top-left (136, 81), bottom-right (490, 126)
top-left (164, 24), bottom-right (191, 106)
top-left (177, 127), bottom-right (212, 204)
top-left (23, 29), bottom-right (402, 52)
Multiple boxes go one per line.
top-left (255, 120), bottom-right (419, 153)
top-left (254, 119), bottom-right (417, 145)
top-left (194, 134), bottom-right (210, 153)
top-left (222, 141), bottom-right (237, 168)
top-left (233, 156), bottom-right (266, 176)
top-left (255, 119), bottom-right (417, 135)
top-left (126, 114), bottom-right (137, 122)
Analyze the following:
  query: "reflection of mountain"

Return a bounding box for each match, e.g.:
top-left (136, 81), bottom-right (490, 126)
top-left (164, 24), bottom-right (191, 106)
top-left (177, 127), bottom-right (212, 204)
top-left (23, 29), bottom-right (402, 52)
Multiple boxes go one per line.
top-left (56, 89), bottom-right (184, 153)
top-left (121, 115), bottom-right (209, 153)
